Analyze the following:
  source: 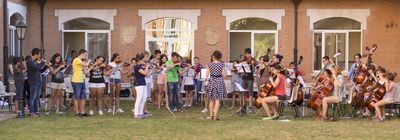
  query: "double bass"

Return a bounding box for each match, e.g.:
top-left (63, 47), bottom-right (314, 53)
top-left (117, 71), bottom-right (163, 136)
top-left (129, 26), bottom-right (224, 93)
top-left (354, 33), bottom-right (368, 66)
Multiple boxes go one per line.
top-left (291, 56), bottom-right (304, 106)
top-left (351, 44), bottom-right (378, 108)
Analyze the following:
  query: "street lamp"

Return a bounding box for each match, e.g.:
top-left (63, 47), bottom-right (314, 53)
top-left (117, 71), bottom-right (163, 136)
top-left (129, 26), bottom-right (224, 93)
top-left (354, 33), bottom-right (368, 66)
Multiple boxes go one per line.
top-left (16, 20), bottom-right (27, 57)
top-left (15, 20), bottom-right (27, 118)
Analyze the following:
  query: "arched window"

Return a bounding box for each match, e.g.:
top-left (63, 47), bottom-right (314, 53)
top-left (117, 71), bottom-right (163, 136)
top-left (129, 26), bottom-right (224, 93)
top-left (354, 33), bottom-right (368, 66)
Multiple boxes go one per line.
top-left (64, 18), bottom-right (110, 30)
top-left (63, 18), bottom-right (111, 62)
top-left (9, 13), bottom-right (24, 56)
top-left (229, 18), bottom-right (277, 61)
top-left (145, 18), bottom-right (194, 59)
top-left (313, 17), bottom-right (362, 72)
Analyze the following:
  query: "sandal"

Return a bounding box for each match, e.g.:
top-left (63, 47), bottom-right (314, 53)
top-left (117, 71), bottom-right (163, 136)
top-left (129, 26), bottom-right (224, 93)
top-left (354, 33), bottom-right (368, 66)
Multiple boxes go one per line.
top-left (213, 116), bottom-right (220, 121)
top-left (205, 116), bottom-right (213, 120)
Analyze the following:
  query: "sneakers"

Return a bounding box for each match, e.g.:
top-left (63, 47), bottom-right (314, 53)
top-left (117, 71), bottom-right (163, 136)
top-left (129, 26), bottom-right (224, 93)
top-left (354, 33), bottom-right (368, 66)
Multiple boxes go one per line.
top-left (80, 113), bottom-right (90, 117)
top-left (201, 108), bottom-right (208, 113)
top-left (246, 107), bottom-right (254, 113)
top-left (45, 110), bottom-right (51, 115)
top-left (98, 110), bottom-right (104, 115)
top-left (107, 109), bottom-right (112, 113)
top-left (30, 113), bottom-right (39, 118)
top-left (262, 115), bottom-right (278, 120)
top-left (117, 108), bottom-right (124, 113)
top-left (134, 115), bottom-right (144, 120)
top-left (89, 110), bottom-right (94, 116)
top-left (56, 109), bottom-right (64, 115)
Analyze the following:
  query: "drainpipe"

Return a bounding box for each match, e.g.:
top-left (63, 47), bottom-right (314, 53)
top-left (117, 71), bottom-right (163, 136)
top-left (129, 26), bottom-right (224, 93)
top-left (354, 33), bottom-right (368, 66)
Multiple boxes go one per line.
top-left (3, 0), bottom-right (9, 91)
top-left (292, 0), bottom-right (301, 77)
top-left (38, 0), bottom-right (46, 56)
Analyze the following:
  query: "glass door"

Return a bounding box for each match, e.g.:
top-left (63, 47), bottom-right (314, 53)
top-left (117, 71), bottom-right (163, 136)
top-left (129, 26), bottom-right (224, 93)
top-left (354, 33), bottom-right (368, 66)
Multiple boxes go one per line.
top-left (324, 33), bottom-right (346, 69)
top-left (147, 40), bottom-right (193, 60)
top-left (87, 32), bottom-right (109, 60)
top-left (253, 33), bottom-right (275, 59)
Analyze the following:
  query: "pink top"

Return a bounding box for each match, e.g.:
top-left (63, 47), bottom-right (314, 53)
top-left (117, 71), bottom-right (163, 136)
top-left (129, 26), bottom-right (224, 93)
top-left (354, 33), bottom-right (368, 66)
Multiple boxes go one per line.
top-left (274, 74), bottom-right (286, 96)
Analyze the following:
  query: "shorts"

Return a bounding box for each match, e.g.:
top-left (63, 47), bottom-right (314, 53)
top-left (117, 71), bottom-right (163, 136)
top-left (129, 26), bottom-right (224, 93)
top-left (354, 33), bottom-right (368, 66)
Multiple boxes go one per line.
top-left (153, 78), bottom-right (159, 90)
top-left (88, 83), bottom-right (106, 88)
top-left (72, 82), bottom-right (87, 99)
top-left (276, 95), bottom-right (286, 101)
top-left (50, 82), bottom-right (65, 90)
top-left (184, 85), bottom-right (195, 91)
top-left (110, 78), bottom-right (121, 84)
top-left (242, 80), bottom-right (254, 95)
top-left (157, 74), bottom-right (166, 85)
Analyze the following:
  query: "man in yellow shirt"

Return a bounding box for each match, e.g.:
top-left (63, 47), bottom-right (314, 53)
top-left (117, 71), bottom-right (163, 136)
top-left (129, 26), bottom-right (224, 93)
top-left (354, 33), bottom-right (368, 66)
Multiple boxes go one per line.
top-left (72, 49), bottom-right (91, 117)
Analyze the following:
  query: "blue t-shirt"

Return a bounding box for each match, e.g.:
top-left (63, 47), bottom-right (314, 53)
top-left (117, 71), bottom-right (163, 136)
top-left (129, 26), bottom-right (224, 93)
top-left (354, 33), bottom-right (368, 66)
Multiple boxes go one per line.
top-left (134, 65), bottom-right (146, 86)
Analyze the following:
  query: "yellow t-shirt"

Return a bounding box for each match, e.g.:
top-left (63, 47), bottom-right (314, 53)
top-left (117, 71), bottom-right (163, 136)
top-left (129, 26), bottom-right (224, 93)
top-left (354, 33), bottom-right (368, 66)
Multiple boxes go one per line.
top-left (71, 58), bottom-right (84, 83)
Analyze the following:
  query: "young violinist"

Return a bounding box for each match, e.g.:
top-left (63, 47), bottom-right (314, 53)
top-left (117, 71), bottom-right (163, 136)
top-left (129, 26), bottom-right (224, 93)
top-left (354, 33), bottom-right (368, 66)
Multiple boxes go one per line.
top-left (87, 56), bottom-right (107, 115)
top-left (47, 53), bottom-right (66, 115)
top-left (133, 53), bottom-right (151, 119)
top-left (320, 65), bottom-right (344, 120)
top-left (372, 72), bottom-right (398, 121)
top-left (157, 54), bottom-right (168, 110)
top-left (230, 60), bottom-right (243, 111)
top-left (241, 48), bottom-right (256, 112)
top-left (261, 64), bottom-right (286, 120)
top-left (182, 59), bottom-right (195, 109)
top-left (108, 53), bottom-right (124, 113)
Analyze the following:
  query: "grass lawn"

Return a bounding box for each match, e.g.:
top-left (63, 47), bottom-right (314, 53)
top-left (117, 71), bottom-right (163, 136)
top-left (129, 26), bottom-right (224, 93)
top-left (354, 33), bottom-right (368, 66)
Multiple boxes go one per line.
top-left (0, 100), bottom-right (400, 140)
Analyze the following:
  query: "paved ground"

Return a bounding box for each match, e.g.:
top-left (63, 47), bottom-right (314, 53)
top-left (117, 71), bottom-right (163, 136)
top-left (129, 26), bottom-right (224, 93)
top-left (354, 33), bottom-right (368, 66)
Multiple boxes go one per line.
top-left (0, 109), bottom-right (17, 122)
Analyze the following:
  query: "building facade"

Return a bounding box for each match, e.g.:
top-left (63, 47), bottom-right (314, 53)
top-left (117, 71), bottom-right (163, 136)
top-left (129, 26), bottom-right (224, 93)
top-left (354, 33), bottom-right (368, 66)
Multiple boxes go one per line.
top-left (1, 0), bottom-right (399, 82)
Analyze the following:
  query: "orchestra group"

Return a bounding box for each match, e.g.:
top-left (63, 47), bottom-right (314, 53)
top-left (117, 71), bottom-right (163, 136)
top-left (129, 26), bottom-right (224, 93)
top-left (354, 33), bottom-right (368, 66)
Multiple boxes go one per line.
top-left (5, 44), bottom-right (398, 122)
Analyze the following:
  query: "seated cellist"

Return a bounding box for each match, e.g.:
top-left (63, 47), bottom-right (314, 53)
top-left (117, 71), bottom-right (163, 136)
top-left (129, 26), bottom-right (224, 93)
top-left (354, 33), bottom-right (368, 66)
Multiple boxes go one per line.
top-left (371, 72), bottom-right (397, 121)
top-left (261, 64), bottom-right (286, 120)
top-left (320, 65), bottom-right (344, 121)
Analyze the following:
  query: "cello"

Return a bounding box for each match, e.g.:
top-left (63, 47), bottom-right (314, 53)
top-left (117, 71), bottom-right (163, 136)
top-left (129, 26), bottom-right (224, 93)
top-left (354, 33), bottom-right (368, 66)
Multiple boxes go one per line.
top-left (254, 75), bottom-right (276, 109)
top-left (307, 71), bottom-right (335, 110)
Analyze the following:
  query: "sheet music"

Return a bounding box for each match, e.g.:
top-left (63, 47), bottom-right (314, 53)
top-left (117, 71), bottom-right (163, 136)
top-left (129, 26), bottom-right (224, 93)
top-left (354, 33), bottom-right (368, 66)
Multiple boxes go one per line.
top-left (200, 68), bottom-right (209, 79)
top-left (224, 63), bottom-right (233, 76)
top-left (234, 64), bottom-right (244, 73)
top-left (235, 83), bottom-right (247, 92)
top-left (287, 68), bottom-right (295, 79)
top-left (242, 64), bottom-right (251, 73)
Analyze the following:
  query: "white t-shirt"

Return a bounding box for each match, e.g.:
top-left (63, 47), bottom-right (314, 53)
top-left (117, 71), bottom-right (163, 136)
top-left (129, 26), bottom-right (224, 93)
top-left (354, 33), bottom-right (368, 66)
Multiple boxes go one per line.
top-left (109, 62), bottom-right (122, 79)
top-left (183, 68), bottom-right (195, 85)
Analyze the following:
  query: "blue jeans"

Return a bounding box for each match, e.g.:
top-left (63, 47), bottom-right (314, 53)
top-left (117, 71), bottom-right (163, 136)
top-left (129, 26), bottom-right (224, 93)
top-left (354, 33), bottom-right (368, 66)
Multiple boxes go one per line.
top-left (72, 82), bottom-right (87, 99)
top-left (194, 80), bottom-right (202, 103)
top-left (167, 82), bottom-right (181, 110)
top-left (29, 82), bottom-right (41, 114)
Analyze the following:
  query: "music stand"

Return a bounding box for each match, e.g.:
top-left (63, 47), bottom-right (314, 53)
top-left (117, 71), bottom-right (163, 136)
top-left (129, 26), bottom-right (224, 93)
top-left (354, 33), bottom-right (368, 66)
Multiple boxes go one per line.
top-left (232, 82), bottom-right (249, 117)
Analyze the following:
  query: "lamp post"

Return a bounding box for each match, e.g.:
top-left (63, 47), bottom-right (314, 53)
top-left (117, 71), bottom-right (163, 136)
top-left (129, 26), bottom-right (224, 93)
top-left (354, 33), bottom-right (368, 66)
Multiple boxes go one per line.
top-left (16, 20), bottom-right (27, 57)
top-left (3, 0), bottom-right (9, 92)
top-left (15, 20), bottom-right (27, 118)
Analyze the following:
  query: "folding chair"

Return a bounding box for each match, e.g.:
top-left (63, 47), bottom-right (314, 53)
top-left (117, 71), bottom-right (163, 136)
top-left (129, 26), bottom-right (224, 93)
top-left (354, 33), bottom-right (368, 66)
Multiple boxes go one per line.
top-left (0, 81), bottom-right (16, 112)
